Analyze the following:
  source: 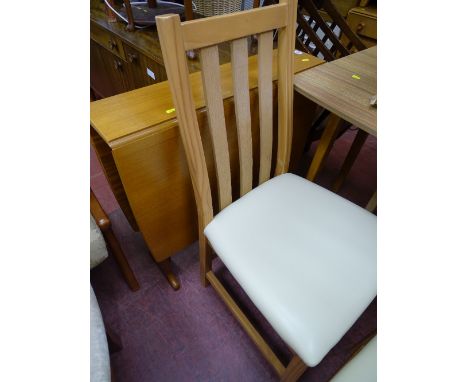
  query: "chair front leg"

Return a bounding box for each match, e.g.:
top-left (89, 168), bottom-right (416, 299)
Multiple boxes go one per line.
top-left (280, 354), bottom-right (308, 382)
top-left (199, 235), bottom-right (213, 287)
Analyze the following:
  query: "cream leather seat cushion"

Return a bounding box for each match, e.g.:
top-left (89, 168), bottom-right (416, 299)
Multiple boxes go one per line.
top-left (331, 336), bottom-right (377, 382)
top-left (204, 173), bottom-right (376, 367)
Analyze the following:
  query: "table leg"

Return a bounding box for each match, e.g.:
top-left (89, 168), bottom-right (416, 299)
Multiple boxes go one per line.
top-left (157, 258), bottom-right (181, 291)
top-left (306, 113), bottom-right (345, 182)
top-left (332, 129), bottom-right (369, 192)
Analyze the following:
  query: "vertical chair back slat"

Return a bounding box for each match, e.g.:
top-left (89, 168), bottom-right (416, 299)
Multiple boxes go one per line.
top-left (230, 38), bottom-right (253, 196)
top-left (257, 31), bottom-right (274, 184)
top-left (157, 0), bottom-right (297, 229)
top-left (199, 45), bottom-right (233, 210)
top-left (275, 0), bottom-right (297, 175)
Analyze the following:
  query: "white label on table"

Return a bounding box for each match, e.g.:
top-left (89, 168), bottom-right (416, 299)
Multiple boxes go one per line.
top-left (147, 67), bottom-right (156, 80)
top-left (294, 49), bottom-right (303, 55)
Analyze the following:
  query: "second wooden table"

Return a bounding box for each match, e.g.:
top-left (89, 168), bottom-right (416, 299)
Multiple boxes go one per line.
top-left (294, 46), bottom-right (376, 184)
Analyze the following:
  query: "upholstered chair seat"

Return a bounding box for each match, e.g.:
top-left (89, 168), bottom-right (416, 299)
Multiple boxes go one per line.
top-left (205, 173), bottom-right (376, 367)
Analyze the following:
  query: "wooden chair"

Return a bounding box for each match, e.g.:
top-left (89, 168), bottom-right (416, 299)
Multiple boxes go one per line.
top-left (91, 190), bottom-right (140, 291)
top-left (156, 1), bottom-right (376, 380)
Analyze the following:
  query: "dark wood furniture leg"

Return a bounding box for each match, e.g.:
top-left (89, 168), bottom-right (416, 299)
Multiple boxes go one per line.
top-left (157, 258), bottom-right (180, 290)
top-left (332, 129), bottom-right (369, 192)
top-left (91, 190), bottom-right (140, 291)
top-left (123, 0), bottom-right (135, 31)
top-left (184, 0), bottom-right (194, 20)
top-left (306, 113), bottom-right (345, 182)
top-left (106, 327), bottom-right (123, 353)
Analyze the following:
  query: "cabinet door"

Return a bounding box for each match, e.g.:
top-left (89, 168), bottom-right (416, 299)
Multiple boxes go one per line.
top-left (124, 44), bottom-right (167, 90)
top-left (90, 40), bottom-right (134, 98)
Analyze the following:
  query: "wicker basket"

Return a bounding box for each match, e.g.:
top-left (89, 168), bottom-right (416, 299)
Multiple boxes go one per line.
top-left (193, 0), bottom-right (244, 16)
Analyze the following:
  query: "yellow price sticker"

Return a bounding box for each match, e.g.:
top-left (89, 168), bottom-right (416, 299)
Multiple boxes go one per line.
top-left (352, 74), bottom-right (361, 80)
top-left (165, 108), bottom-right (176, 114)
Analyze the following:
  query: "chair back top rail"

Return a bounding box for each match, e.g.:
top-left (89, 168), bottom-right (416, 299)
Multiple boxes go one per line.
top-left (156, 0), bottom-right (297, 229)
top-left (180, 4), bottom-right (288, 50)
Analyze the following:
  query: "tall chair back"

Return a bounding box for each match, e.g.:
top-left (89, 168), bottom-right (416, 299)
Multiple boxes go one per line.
top-left (156, 0), bottom-right (298, 233)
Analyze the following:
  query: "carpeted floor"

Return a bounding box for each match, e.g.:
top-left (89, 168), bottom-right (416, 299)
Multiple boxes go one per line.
top-left (91, 127), bottom-right (376, 381)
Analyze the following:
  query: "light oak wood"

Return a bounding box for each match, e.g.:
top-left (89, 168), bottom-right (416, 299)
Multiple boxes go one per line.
top-left (181, 4), bottom-right (288, 50)
top-left (366, 191), bottom-right (377, 212)
top-left (231, 38), bottom-right (253, 196)
top-left (206, 271), bottom-right (286, 376)
top-left (97, 55), bottom-right (320, 270)
top-left (280, 354), bottom-right (308, 382)
top-left (294, 46), bottom-right (377, 135)
top-left (257, 31), bottom-right (274, 184)
top-left (156, 14), bottom-right (214, 284)
top-left (91, 51), bottom-right (319, 145)
top-left (200, 45), bottom-right (233, 209)
top-left (275, 0), bottom-right (298, 175)
top-left (306, 113), bottom-right (345, 181)
top-left (157, 2), bottom-right (309, 380)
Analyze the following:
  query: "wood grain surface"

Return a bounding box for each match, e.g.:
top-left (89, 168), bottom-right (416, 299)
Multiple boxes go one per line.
top-left (91, 53), bottom-right (322, 263)
top-left (180, 4), bottom-right (288, 50)
top-left (91, 51), bottom-right (321, 145)
top-left (294, 46), bottom-right (376, 135)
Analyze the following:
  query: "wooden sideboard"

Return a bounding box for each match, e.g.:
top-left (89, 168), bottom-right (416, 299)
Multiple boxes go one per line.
top-left (91, 51), bottom-right (323, 289)
top-left (91, 0), bottom-right (236, 99)
top-left (346, 5), bottom-right (377, 47)
top-left (91, 1), bottom-right (164, 98)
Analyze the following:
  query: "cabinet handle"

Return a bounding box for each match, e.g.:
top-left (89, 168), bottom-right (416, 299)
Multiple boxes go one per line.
top-left (128, 53), bottom-right (138, 63)
top-left (108, 39), bottom-right (117, 50)
top-left (356, 22), bottom-right (365, 32)
top-left (114, 60), bottom-right (123, 70)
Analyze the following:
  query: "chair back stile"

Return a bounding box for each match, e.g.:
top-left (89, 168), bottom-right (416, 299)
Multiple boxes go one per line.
top-left (156, 0), bottom-right (298, 231)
